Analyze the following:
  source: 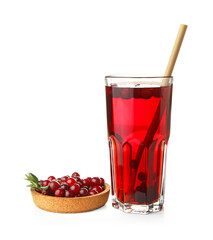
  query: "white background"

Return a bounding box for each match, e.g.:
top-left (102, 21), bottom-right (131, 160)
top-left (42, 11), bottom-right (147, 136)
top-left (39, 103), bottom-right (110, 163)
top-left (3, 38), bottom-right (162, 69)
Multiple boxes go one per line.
top-left (0, 0), bottom-right (212, 239)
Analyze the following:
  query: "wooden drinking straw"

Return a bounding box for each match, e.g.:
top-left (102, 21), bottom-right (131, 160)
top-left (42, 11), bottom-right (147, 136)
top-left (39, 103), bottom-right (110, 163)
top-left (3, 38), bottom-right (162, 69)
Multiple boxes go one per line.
top-left (128, 24), bottom-right (187, 197)
top-left (161, 24), bottom-right (187, 85)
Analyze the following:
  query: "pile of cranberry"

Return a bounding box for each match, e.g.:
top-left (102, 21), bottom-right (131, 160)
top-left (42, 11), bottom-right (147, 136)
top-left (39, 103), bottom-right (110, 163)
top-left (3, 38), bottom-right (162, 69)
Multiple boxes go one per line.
top-left (37, 172), bottom-right (105, 197)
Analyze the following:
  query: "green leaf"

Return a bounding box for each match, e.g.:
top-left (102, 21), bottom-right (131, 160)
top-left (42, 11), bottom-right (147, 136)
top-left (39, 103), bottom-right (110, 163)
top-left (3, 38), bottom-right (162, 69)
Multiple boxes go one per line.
top-left (39, 186), bottom-right (49, 190)
top-left (32, 181), bottom-right (38, 187)
top-left (29, 173), bottom-right (38, 184)
top-left (25, 173), bottom-right (40, 190)
top-left (25, 174), bottom-right (31, 180)
top-left (26, 178), bottom-right (36, 186)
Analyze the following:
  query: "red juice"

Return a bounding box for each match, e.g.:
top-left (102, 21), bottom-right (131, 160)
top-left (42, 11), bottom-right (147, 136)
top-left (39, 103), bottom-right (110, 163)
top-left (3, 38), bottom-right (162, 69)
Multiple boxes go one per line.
top-left (106, 85), bottom-right (173, 205)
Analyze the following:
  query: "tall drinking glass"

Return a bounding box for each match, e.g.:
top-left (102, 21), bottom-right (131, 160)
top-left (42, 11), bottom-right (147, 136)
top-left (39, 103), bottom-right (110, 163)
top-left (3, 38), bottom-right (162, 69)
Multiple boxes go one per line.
top-left (105, 76), bottom-right (173, 214)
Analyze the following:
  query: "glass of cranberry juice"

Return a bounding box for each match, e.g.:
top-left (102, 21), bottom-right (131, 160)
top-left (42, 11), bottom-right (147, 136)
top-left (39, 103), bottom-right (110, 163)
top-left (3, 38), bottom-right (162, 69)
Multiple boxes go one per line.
top-left (105, 76), bottom-right (173, 214)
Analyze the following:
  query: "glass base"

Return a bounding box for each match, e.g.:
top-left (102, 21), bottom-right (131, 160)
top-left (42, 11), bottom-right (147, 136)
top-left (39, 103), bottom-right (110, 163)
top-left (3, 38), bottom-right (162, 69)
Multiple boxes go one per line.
top-left (112, 198), bottom-right (163, 214)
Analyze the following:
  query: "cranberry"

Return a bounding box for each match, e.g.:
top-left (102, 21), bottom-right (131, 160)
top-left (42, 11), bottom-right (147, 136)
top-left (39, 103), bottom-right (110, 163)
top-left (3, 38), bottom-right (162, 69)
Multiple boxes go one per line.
top-left (48, 176), bottom-right (56, 181)
top-left (66, 177), bottom-right (77, 187)
top-left (138, 172), bottom-right (147, 181)
top-left (54, 188), bottom-right (65, 197)
top-left (82, 186), bottom-right (89, 190)
top-left (48, 181), bottom-right (60, 193)
top-left (64, 190), bottom-right (74, 197)
top-left (55, 180), bottom-right (62, 184)
top-left (71, 172), bottom-right (80, 178)
top-left (121, 88), bottom-right (131, 99)
top-left (82, 179), bottom-right (90, 187)
top-left (153, 88), bottom-right (162, 98)
top-left (75, 194), bottom-right (81, 197)
top-left (57, 178), bottom-right (62, 181)
top-left (91, 186), bottom-right (103, 193)
top-left (38, 180), bottom-right (43, 186)
top-left (61, 176), bottom-right (68, 182)
top-left (35, 189), bottom-right (41, 193)
top-left (60, 184), bottom-right (70, 190)
top-left (141, 89), bottom-right (153, 99)
top-left (60, 181), bottom-right (67, 185)
top-left (74, 176), bottom-right (82, 183)
top-left (130, 159), bottom-right (139, 169)
top-left (79, 188), bottom-right (89, 196)
top-left (41, 189), bottom-right (50, 195)
top-left (134, 88), bottom-right (142, 98)
top-left (42, 180), bottom-right (50, 187)
top-left (77, 181), bottom-right (82, 187)
top-left (86, 177), bottom-right (92, 184)
top-left (70, 183), bottom-right (81, 195)
top-left (136, 182), bottom-right (147, 193)
top-left (99, 177), bottom-right (105, 186)
top-left (90, 177), bottom-right (100, 186)
top-left (89, 190), bottom-right (98, 196)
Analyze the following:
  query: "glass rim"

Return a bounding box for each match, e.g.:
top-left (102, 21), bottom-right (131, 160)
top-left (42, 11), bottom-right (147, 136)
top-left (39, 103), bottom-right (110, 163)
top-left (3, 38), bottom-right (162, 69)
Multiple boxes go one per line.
top-left (105, 75), bottom-right (173, 87)
top-left (105, 75), bottom-right (173, 79)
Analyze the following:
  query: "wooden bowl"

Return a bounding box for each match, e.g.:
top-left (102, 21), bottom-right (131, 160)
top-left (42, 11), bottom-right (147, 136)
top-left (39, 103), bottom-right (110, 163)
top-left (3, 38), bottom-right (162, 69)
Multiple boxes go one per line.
top-left (30, 183), bottom-right (110, 213)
